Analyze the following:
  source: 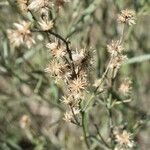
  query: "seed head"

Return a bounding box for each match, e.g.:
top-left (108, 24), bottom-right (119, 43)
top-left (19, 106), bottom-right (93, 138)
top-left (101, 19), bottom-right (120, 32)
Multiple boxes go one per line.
top-left (69, 77), bottom-right (88, 93)
top-left (17, 0), bottom-right (28, 13)
top-left (110, 55), bottom-right (128, 69)
top-left (115, 130), bottom-right (134, 149)
top-left (46, 42), bottom-right (66, 58)
top-left (39, 20), bottom-right (54, 31)
top-left (119, 78), bottom-right (132, 95)
top-left (7, 21), bottom-right (35, 48)
top-left (45, 60), bottom-right (67, 77)
top-left (63, 111), bottom-right (73, 122)
top-left (20, 115), bottom-right (30, 128)
top-left (62, 95), bottom-right (78, 107)
top-left (118, 9), bottom-right (136, 26)
top-left (28, 0), bottom-right (51, 12)
top-left (107, 40), bottom-right (124, 56)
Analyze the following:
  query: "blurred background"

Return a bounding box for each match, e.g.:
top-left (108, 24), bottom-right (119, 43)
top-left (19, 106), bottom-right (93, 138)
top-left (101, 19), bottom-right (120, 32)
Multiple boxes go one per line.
top-left (0, 0), bottom-right (150, 149)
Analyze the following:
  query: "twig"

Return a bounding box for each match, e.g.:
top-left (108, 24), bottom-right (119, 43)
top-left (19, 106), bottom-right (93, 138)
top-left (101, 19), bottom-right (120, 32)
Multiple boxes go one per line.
top-left (94, 124), bottom-right (111, 149)
top-left (81, 111), bottom-right (90, 149)
top-left (70, 106), bottom-right (80, 126)
top-left (94, 57), bottom-right (113, 93)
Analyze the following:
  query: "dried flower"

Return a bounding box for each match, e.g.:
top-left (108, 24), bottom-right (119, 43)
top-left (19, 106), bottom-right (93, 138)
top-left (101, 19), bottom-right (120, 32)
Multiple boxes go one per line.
top-left (20, 115), bottom-right (30, 128)
top-left (72, 48), bottom-right (94, 64)
top-left (72, 49), bottom-right (85, 66)
top-left (72, 108), bottom-right (80, 115)
top-left (63, 108), bottom-right (80, 122)
top-left (119, 78), bottom-right (132, 95)
top-left (107, 40), bottom-right (124, 56)
top-left (7, 21), bottom-right (35, 48)
top-left (52, 47), bottom-right (66, 58)
top-left (45, 60), bottom-right (67, 77)
top-left (17, 0), bottom-right (28, 13)
top-left (39, 20), bottom-right (54, 31)
top-left (118, 9), bottom-right (136, 26)
top-left (62, 95), bottom-right (79, 107)
top-left (28, 0), bottom-right (51, 12)
top-left (69, 77), bottom-right (88, 93)
top-left (63, 111), bottom-right (73, 122)
top-left (110, 55), bottom-right (128, 69)
top-left (46, 42), bottom-right (58, 50)
top-left (115, 130), bottom-right (134, 149)
top-left (46, 42), bottom-right (66, 58)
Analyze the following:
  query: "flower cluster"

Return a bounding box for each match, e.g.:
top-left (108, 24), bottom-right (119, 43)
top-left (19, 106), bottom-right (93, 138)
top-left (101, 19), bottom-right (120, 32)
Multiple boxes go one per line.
top-left (8, 0), bottom-right (70, 49)
top-left (17, 0), bottom-right (70, 14)
top-left (92, 10), bottom-right (136, 149)
top-left (45, 40), bottom-right (94, 122)
top-left (106, 40), bottom-right (127, 79)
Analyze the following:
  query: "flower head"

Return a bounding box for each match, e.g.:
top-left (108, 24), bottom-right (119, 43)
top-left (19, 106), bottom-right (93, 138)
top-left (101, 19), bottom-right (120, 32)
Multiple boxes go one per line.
top-left (17, 0), bottom-right (28, 13)
top-left (118, 9), bottom-right (136, 26)
top-left (72, 48), bottom-right (94, 65)
top-left (115, 130), bottom-right (134, 149)
top-left (52, 47), bottom-right (66, 58)
top-left (69, 77), bottom-right (88, 93)
top-left (7, 21), bottom-right (35, 48)
top-left (39, 20), bottom-right (54, 31)
top-left (28, 0), bottom-right (51, 12)
top-left (107, 40), bottom-right (124, 56)
top-left (72, 49), bottom-right (85, 66)
top-left (20, 115), bottom-right (30, 128)
top-left (119, 78), bottom-right (132, 95)
top-left (46, 42), bottom-right (66, 58)
top-left (45, 60), bottom-right (67, 77)
top-left (62, 95), bottom-right (78, 107)
top-left (63, 111), bottom-right (73, 122)
top-left (110, 55), bottom-right (128, 69)
top-left (46, 42), bottom-right (58, 50)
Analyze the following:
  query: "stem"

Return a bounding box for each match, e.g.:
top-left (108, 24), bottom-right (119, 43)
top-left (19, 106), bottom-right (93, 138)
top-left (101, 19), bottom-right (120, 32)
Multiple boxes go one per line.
top-left (94, 57), bottom-right (113, 93)
top-left (94, 124), bottom-right (111, 149)
top-left (107, 94), bottom-right (114, 148)
top-left (119, 24), bottom-right (125, 44)
top-left (81, 111), bottom-right (90, 149)
top-left (70, 106), bottom-right (80, 126)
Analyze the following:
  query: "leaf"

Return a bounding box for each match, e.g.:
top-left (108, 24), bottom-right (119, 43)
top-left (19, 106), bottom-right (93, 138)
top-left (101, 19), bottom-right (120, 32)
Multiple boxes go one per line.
top-left (124, 54), bottom-right (150, 64)
top-left (7, 140), bottom-right (21, 150)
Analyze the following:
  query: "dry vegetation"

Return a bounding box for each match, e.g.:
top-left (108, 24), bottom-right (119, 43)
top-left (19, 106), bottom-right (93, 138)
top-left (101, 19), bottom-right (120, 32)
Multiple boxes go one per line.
top-left (0, 0), bottom-right (150, 150)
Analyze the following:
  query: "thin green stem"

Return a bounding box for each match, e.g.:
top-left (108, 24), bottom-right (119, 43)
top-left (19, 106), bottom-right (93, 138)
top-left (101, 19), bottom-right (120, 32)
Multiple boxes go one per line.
top-left (94, 57), bottom-right (113, 93)
top-left (119, 24), bottom-right (125, 44)
top-left (94, 124), bottom-right (111, 149)
top-left (81, 111), bottom-right (90, 149)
